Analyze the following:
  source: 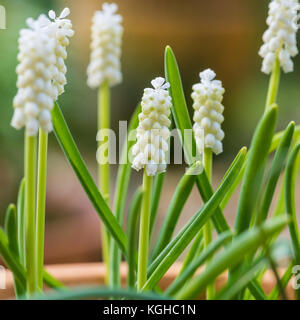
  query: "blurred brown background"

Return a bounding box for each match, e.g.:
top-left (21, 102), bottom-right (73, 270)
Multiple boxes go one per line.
top-left (0, 0), bottom-right (299, 264)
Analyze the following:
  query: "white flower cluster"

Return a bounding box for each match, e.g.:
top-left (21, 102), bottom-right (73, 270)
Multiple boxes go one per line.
top-left (192, 69), bottom-right (225, 155)
top-left (132, 78), bottom-right (172, 176)
top-left (11, 24), bottom-right (57, 136)
top-left (259, 0), bottom-right (299, 74)
top-left (87, 3), bottom-right (123, 89)
top-left (11, 9), bottom-right (74, 136)
top-left (48, 8), bottom-right (74, 98)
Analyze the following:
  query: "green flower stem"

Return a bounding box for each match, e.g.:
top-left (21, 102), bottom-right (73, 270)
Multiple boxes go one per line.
top-left (149, 173), bottom-right (165, 237)
top-left (265, 56), bottom-right (281, 111)
top-left (203, 148), bottom-right (214, 299)
top-left (137, 171), bottom-right (153, 291)
top-left (36, 129), bottom-right (48, 292)
top-left (98, 81), bottom-right (111, 284)
top-left (25, 134), bottom-right (38, 296)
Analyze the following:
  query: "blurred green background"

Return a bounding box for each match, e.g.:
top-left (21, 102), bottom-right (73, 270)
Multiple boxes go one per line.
top-left (0, 0), bottom-right (299, 263)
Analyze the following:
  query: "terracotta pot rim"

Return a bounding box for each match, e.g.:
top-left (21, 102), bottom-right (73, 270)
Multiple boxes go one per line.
top-left (0, 262), bottom-right (294, 300)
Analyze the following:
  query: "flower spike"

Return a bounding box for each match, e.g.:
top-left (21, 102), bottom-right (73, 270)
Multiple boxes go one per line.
top-left (87, 2), bottom-right (123, 88)
top-left (132, 77), bottom-right (172, 176)
top-left (11, 9), bottom-right (74, 136)
top-left (11, 23), bottom-right (57, 136)
top-left (191, 69), bottom-right (225, 155)
top-left (259, 0), bottom-right (300, 74)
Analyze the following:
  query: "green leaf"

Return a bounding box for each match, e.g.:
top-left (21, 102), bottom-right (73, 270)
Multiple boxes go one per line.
top-left (268, 262), bottom-right (293, 300)
top-left (51, 102), bottom-right (128, 255)
top-left (4, 204), bottom-right (25, 298)
top-left (144, 147), bottom-right (246, 291)
top-left (110, 103), bottom-right (141, 287)
top-left (35, 287), bottom-right (171, 300)
top-left (17, 178), bottom-right (26, 267)
top-left (255, 122), bottom-right (295, 225)
top-left (179, 230), bottom-right (204, 275)
top-left (0, 228), bottom-right (26, 291)
top-left (164, 46), bottom-right (196, 165)
top-left (215, 257), bottom-right (267, 300)
top-left (247, 280), bottom-right (268, 300)
top-left (113, 103), bottom-right (141, 223)
top-left (127, 187), bottom-right (143, 288)
top-left (43, 270), bottom-right (65, 289)
top-left (166, 231), bottom-right (232, 296)
top-left (175, 216), bottom-right (288, 299)
top-left (284, 143), bottom-right (300, 265)
top-left (234, 104), bottom-right (278, 235)
top-left (270, 124), bottom-right (300, 152)
top-left (151, 162), bottom-right (200, 260)
top-left (5, 204), bottom-right (19, 258)
top-left (0, 226), bottom-right (64, 292)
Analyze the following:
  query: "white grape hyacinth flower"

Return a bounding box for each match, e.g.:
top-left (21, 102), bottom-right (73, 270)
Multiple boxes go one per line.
top-left (11, 22), bottom-right (57, 136)
top-left (48, 8), bottom-right (74, 99)
top-left (87, 3), bottom-right (123, 89)
top-left (192, 69), bottom-right (225, 155)
top-left (259, 0), bottom-right (300, 74)
top-left (131, 77), bottom-right (172, 176)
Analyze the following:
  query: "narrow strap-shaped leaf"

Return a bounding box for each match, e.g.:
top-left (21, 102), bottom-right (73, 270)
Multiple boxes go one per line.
top-left (43, 269), bottom-right (65, 289)
top-left (0, 228), bottom-right (26, 291)
top-left (270, 124), bottom-right (300, 152)
top-left (215, 256), bottom-right (267, 300)
top-left (255, 122), bottom-right (295, 225)
top-left (195, 147), bottom-right (248, 232)
top-left (234, 104), bottom-right (278, 235)
top-left (0, 227), bottom-right (64, 292)
top-left (35, 287), bottom-right (171, 300)
top-left (268, 262), bottom-right (293, 300)
top-left (143, 147), bottom-right (246, 291)
top-left (51, 102), bottom-right (128, 255)
top-left (5, 204), bottom-right (19, 258)
top-left (4, 204), bottom-right (25, 298)
top-left (149, 172), bottom-right (165, 237)
top-left (166, 231), bottom-right (232, 296)
top-left (164, 46), bottom-right (230, 234)
top-left (175, 216), bottom-right (288, 299)
top-left (179, 230), bottom-right (204, 275)
top-left (110, 103), bottom-right (141, 287)
top-left (147, 148), bottom-right (246, 278)
top-left (17, 178), bottom-right (26, 267)
top-left (164, 46), bottom-right (196, 165)
top-left (247, 280), bottom-right (268, 300)
top-left (113, 103), bottom-right (141, 223)
top-left (151, 162), bottom-right (200, 260)
top-left (127, 187), bottom-right (143, 288)
top-left (284, 143), bottom-right (300, 265)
